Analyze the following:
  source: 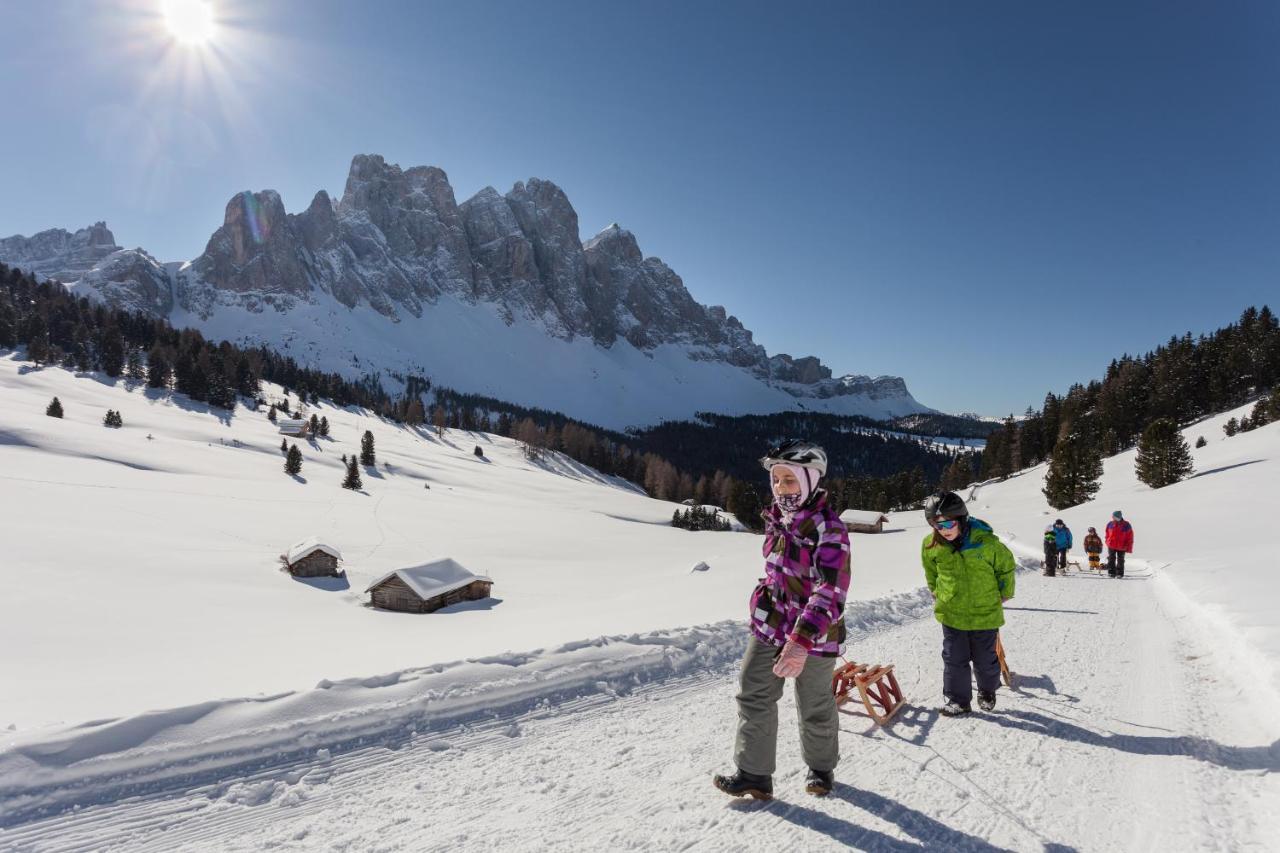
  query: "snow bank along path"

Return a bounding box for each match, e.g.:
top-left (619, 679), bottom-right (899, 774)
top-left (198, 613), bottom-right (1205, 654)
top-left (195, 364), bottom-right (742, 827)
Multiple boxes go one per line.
top-left (2, 555), bottom-right (1277, 852)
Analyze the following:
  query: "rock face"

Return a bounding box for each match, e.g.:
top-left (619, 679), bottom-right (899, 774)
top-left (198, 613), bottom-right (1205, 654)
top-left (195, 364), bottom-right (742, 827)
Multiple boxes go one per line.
top-left (0, 222), bottom-right (119, 283)
top-left (70, 249), bottom-right (173, 316)
top-left (0, 154), bottom-right (933, 421)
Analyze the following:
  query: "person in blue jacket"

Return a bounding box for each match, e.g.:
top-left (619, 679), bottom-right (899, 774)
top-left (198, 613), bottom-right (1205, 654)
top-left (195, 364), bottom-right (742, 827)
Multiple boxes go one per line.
top-left (1051, 519), bottom-right (1072, 572)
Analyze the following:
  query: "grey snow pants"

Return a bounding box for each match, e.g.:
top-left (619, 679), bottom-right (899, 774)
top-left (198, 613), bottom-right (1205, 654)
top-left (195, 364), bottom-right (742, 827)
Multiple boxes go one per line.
top-left (733, 636), bottom-right (839, 776)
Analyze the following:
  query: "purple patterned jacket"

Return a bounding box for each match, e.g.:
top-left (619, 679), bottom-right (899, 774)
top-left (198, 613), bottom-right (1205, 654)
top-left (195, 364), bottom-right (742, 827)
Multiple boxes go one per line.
top-left (749, 491), bottom-right (851, 656)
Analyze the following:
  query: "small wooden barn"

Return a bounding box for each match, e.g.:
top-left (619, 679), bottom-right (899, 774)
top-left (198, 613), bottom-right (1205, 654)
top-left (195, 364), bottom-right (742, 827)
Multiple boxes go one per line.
top-left (278, 418), bottom-right (309, 437)
top-left (839, 509), bottom-right (891, 534)
top-left (283, 537), bottom-right (343, 577)
top-left (365, 558), bottom-right (494, 613)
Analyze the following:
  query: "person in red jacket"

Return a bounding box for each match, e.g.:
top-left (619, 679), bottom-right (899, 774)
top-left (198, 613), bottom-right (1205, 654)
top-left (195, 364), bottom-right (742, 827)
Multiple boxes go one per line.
top-left (1105, 511), bottom-right (1134, 578)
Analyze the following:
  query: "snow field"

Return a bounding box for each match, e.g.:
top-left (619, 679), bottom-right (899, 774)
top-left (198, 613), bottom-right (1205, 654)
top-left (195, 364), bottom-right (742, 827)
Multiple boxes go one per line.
top-left (2, 355), bottom-right (1279, 850)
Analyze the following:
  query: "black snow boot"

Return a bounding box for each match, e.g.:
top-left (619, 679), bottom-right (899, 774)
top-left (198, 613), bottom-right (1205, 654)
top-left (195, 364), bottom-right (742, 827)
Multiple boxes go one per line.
top-left (940, 698), bottom-right (972, 717)
top-left (977, 691), bottom-right (996, 712)
top-left (713, 768), bottom-right (773, 801)
top-left (805, 768), bottom-right (834, 796)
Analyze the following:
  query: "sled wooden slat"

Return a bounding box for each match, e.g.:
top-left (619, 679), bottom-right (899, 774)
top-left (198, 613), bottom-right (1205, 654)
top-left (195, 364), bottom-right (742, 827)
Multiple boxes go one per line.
top-left (996, 631), bottom-right (1014, 688)
top-left (832, 659), bottom-right (906, 725)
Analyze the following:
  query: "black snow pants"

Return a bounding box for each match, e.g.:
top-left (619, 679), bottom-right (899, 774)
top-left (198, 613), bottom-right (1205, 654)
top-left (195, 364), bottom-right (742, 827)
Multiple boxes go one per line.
top-left (941, 625), bottom-right (1001, 707)
top-left (1107, 549), bottom-right (1126, 577)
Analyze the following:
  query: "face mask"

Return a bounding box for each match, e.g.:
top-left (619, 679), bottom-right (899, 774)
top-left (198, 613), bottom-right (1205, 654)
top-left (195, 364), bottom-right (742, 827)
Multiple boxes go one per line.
top-left (776, 492), bottom-right (805, 513)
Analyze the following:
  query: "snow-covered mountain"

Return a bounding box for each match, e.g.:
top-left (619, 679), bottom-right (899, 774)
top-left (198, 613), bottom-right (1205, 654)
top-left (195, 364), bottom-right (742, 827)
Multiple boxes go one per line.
top-left (0, 155), bottom-right (932, 428)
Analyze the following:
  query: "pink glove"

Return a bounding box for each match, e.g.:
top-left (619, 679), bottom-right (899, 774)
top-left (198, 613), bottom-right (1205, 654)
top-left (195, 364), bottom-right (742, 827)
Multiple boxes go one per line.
top-left (772, 639), bottom-right (808, 678)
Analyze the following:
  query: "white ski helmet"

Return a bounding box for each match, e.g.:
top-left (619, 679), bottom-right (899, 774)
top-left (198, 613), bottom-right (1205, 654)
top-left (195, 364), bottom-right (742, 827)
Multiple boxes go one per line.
top-left (759, 439), bottom-right (828, 477)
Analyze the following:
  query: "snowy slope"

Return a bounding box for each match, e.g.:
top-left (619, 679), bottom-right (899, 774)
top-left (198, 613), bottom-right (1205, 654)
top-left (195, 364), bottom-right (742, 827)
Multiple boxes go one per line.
top-left (0, 354), bottom-right (932, 733)
top-left (1, 359), bottom-right (1277, 850)
top-left (962, 402), bottom-right (1280, 702)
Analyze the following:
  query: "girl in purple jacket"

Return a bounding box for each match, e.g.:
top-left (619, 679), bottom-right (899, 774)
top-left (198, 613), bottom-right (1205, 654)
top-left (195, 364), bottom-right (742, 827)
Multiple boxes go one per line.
top-left (713, 440), bottom-right (851, 800)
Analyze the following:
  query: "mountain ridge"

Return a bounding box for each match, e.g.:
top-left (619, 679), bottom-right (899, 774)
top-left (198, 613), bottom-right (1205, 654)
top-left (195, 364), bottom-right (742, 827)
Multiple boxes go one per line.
top-left (0, 154), bottom-right (934, 428)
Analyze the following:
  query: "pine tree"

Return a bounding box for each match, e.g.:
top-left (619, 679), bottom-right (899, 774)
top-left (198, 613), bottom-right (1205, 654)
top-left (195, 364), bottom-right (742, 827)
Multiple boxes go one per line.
top-left (342, 456), bottom-right (363, 490)
top-left (319, 416), bottom-right (330, 437)
top-left (1267, 387), bottom-right (1280, 421)
top-left (46, 397), bottom-right (63, 418)
top-left (285, 443), bottom-right (303, 475)
top-left (146, 346), bottom-right (171, 389)
top-left (1248, 399), bottom-right (1270, 429)
top-left (360, 430), bottom-right (376, 465)
top-left (125, 349), bottom-right (145, 382)
top-left (281, 438), bottom-right (288, 453)
top-left (1101, 428), bottom-right (1120, 456)
top-left (268, 405), bottom-right (278, 423)
top-left (309, 414), bottom-right (320, 435)
top-left (103, 409), bottom-right (123, 428)
top-left (1195, 435), bottom-right (1207, 448)
top-left (1135, 418), bottom-right (1195, 488)
top-left (474, 445), bottom-right (484, 458)
top-left (99, 329), bottom-right (126, 377)
top-left (1042, 431), bottom-right (1103, 510)
top-left (1223, 417), bottom-right (1239, 437)
top-left (726, 480), bottom-right (763, 529)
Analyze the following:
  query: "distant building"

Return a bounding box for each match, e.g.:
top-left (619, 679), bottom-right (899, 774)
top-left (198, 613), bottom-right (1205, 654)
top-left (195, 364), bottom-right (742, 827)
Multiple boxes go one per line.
top-left (365, 558), bottom-right (494, 613)
top-left (283, 537), bottom-right (343, 577)
top-left (278, 418), bottom-right (309, 437)
top-left (839, 509), bottom-right (891, 534)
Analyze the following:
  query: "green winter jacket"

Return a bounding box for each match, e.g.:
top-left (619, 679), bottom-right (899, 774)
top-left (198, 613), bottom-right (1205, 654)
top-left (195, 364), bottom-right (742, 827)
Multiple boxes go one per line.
top-left (920, 518), bottom-right (1016, 631)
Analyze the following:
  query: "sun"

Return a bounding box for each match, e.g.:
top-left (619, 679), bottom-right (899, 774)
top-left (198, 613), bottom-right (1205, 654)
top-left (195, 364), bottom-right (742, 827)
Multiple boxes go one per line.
top-left (162, 0), bottom-right (215, 46)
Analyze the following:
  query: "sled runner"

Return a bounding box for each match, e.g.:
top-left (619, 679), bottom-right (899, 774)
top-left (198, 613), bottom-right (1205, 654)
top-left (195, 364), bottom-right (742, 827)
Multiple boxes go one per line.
top-left (995, 631), bottom-right (1013, 688)
top-left (832, 659), bottom-right (905, 725)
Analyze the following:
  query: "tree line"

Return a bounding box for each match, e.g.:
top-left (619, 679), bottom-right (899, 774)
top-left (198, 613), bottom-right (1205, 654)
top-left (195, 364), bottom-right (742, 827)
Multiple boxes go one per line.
top-left (979, 306), bottom-right (1279, 508)
top-left (3, 261), bottom-right (979, 526)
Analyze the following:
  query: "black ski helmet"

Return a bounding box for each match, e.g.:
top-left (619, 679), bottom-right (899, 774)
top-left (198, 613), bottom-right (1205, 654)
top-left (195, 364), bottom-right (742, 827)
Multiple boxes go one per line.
top-left (759, 439), bottom-right (828, 477)
top-left (924, 491), bottom-right (968, 527)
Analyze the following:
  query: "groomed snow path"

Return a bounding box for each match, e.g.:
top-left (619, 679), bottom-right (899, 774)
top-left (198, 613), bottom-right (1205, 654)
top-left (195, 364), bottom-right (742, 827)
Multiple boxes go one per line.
top-left (4, 560), bottom-right (1277, 852)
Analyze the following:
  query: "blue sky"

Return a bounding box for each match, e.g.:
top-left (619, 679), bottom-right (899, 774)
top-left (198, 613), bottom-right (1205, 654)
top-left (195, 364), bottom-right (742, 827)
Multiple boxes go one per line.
top-left (1, 1), bottom-right (1277, 417)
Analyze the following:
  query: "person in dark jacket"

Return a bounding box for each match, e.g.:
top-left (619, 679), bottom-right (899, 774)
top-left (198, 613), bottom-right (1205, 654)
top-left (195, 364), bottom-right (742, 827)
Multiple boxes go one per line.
top-left (1051, 519), bottom-right (1072, 571)
top-left (1043, 527), bottom-right (1059, 577)
top-left (1105, 511), bottom-right (1135, 578)
top-left (1084, 527), bottom-right (1104, 572)
top-left (921, 492), bottom-right (1015, 716)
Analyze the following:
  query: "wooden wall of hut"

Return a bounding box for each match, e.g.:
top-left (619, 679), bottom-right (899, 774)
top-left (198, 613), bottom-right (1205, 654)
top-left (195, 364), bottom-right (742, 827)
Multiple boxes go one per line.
top-left (289, 551), bottom-right (340, 577)
top-left (370, 578), bottom-right (493, 613)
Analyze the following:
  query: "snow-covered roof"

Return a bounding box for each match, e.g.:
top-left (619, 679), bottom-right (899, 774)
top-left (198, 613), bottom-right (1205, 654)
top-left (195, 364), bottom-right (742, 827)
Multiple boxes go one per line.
top-left (840, 509), bottom-right (889, 526)
top-left (278, 419), bottom-right (308, 432)
top-left (287, 536), bottom-right (342, 564)
top-left (365, 558), bottom-right (493, 600)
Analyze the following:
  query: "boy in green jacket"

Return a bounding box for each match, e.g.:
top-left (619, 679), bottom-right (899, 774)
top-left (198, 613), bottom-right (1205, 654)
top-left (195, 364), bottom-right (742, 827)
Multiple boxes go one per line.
top-left (921, 492), bottom-right (1016, 716)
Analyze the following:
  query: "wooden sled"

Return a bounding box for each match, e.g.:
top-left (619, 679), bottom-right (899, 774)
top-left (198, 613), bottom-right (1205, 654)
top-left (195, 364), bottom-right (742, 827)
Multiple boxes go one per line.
top-left (832, 660), bottom-right (906, 725)
top-left (995, 632), bottom-right (1013, 688)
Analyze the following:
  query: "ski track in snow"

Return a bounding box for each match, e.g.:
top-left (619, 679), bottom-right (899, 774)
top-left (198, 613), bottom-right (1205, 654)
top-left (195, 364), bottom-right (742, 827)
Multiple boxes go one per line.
top-left (3, 558), bottom-right (1276, 852)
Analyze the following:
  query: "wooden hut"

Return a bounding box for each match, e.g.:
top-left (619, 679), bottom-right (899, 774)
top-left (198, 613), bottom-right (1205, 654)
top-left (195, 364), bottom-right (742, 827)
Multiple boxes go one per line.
top-left (365, 558), bottom-right (493, 613)
top-left (283, 537), bottom-right (343, 577)
top-left (278, 418), bottom-right (309, 437)
top-left (839, 509), bottom-right (891, 534)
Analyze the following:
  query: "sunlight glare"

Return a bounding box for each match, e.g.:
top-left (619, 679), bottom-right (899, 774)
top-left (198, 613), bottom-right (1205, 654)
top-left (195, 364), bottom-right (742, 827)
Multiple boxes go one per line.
top-left (162, 0), bottom-right (215, 46)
